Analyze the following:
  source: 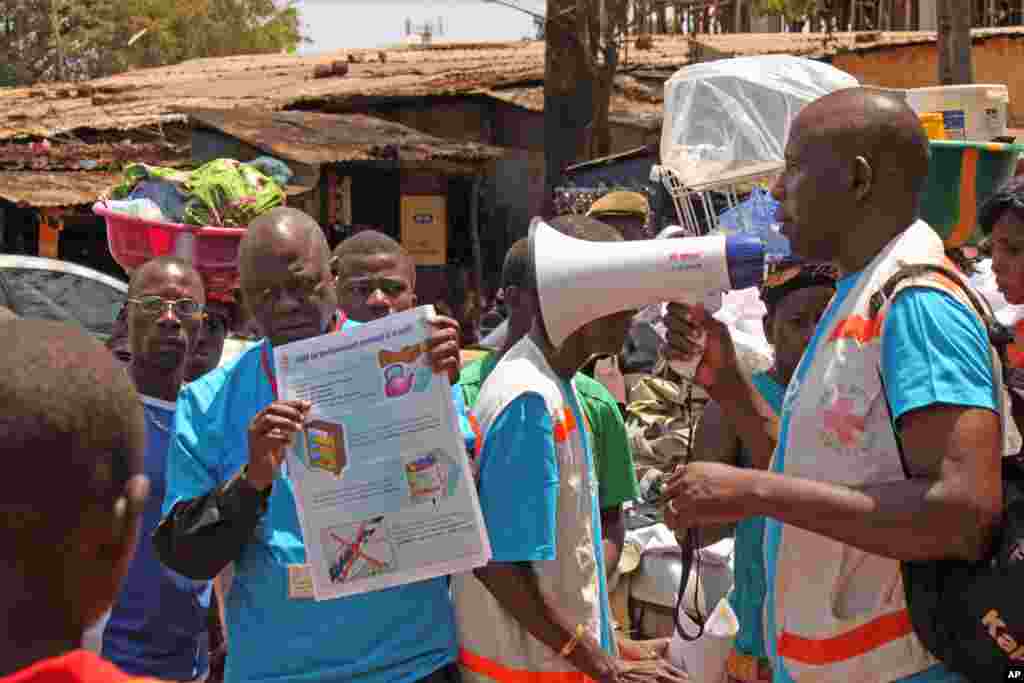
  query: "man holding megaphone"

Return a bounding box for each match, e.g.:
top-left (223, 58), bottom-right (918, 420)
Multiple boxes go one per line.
top-left (662, 88), bottom-right (1005, 683)
top-left (453, 215), bottom-right (686, 683)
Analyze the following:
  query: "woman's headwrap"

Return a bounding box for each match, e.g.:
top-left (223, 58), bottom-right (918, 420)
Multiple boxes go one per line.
top-left (761, 260), bottom-right (839, 313)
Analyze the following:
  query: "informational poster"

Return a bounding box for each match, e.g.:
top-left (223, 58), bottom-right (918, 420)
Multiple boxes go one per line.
top-left (274, 305), bottom-right (491, 600)
top-left (400, 195), bottom-right (447, 266)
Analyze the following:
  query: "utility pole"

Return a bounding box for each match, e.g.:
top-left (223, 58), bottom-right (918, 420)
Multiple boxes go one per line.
top-left (937, 0), bottom-right (973, 84)
top-left (51, 0), bottom-right (64, 82)
top-left (542, 0), bottom-right (591, 217)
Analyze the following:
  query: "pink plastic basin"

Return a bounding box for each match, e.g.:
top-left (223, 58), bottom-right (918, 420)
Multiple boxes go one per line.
top-left (94, 201), bottom-right (246, 295)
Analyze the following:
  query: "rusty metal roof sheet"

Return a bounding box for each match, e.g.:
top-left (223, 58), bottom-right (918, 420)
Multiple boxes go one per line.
top-left (0, 171), bottom-right (120, 207)
top-left (187, 108), bottom-right (504, 167)
top-left (483, 79), bottom-right (664, 130)
top-left (0, 141), bottom-right (188, 172)
top-left (1, 28), bottom-right (1022, 142)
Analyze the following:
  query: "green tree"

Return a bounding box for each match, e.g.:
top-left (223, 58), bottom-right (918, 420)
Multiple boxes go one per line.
top-left (751, 0), bottom-right (817, 28)
top-left (0, 0), bottom-right (307, 86)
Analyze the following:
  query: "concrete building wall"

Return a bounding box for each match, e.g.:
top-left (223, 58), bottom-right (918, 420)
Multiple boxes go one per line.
top-left (831, 34), bottom-right (1024, 126)
top-left (918, 0), bottom-right (937, 31)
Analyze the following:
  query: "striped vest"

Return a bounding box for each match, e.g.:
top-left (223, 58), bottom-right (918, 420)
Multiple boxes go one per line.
top-left (771, 220), bottom-right (1018, 681)
top-left (454, 336), bottom-right (604, 683)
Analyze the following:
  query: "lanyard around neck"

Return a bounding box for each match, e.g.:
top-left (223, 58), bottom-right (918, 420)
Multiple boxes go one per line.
top-left (260, 311), bottom-right (346, 400)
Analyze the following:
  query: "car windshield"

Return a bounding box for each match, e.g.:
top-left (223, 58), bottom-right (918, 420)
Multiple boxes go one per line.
top-left (0, 266), bottom-right (125, 340)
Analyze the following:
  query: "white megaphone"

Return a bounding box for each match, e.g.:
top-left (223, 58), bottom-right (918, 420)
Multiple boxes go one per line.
top-left (530, 220), bottom-right (770, 349)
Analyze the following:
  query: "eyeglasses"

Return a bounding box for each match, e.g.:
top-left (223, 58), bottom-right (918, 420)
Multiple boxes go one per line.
top-left (250, 278), bottom-right (329, 311)
top-left (341, 277), bottom-right (409, 299)
top-left (203, 313), bottom-right (229, 336)
top-left (128, 296), bottom-right (204, 319)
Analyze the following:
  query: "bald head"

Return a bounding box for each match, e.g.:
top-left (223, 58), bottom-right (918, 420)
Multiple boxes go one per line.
top-left (0, 320), bottom-right (146, 629)
top-left (797, 87), bottom-right (930, 200)
top-left (773, 87), bottom-right (931, 267)
top-left (240, 207), bottom-right (331, 281)
top-left (238, 208), bottom-right (337, 346)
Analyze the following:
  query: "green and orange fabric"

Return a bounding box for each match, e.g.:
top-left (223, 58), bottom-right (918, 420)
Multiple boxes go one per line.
top-left (919, 140), bottom-right (1024, 248)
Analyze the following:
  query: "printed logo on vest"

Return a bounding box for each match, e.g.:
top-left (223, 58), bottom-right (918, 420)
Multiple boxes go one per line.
top-left (818, 384), bottom-right (870, 454)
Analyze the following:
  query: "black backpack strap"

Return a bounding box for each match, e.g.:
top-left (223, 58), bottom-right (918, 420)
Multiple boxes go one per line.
top-left (870, 264), bottom-right (1014, 375)
top-left (872, 262), bottom-right (1016, 472)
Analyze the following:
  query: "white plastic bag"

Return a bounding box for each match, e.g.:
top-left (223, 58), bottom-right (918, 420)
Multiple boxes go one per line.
top-left (660, 55), bottom-right (859, 187)
top-left (669, 595), bottom-right (740, 682)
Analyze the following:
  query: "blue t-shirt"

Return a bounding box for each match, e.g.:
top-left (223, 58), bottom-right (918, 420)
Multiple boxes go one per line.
top-left (162, 320), bottom-right (460, 683)
top-left (764, 276), bottom-right (993, 683)
top-left (103, 396), bottom-right (211, 681)
top-left (728, 372), bottom-right (784, 660)
top-left (476, 381), bottom-right (616, 654)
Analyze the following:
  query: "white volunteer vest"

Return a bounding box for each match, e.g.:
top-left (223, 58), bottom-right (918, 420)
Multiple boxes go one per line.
top-left (773, 220), bottom-right (1018, 681)
top-left (454, 336), bottom-right (603, 683)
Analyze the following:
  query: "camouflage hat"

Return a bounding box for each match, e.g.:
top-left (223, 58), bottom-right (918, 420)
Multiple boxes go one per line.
top-left (587, 191), bottom-right (650, 219)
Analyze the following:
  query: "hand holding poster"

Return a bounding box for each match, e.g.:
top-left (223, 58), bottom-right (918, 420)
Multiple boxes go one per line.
top-left (274, 305), bottom-right (491, 600)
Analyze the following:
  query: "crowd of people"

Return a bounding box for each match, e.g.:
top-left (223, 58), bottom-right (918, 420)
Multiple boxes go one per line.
top-left (3, 86), bottom-right (1024, 683)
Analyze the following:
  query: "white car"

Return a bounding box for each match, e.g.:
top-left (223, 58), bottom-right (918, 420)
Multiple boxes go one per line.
top-left (0, 254), bottom-right (127, 341)
top-left (0, 254), bottom-right (253, 368)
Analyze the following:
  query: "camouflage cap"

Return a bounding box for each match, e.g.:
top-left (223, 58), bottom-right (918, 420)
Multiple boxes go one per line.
top-left (587, 191), bottom-right (650, 219)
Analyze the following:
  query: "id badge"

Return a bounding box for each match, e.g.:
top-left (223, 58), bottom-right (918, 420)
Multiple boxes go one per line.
top-left (287, 564), bottom-right (314, 600)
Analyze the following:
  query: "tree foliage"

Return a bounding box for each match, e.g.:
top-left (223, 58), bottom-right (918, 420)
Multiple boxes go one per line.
top-left (751, 0), bottom-right (819, 22)
top-left (0, 0), bottom-right (307, 87)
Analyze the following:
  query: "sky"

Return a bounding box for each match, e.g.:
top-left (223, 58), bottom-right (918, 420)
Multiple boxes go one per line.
top-left (294, 0), bottom-right (544, 54)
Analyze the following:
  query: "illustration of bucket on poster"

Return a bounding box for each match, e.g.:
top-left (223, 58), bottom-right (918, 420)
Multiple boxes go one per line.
top-left (275, 305), bottom-right (492, 600)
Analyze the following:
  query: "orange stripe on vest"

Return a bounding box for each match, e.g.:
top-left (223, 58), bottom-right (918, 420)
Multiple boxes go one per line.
top-left (460, 648), bottom-right (593, 683)
top-left (830, 260), bottom-right (968, 345)
top-left (776, 609), bottom-right (914, 665)
top-left (828, 314), bottom-right (884, 344)
top-left (554, 407), bottom-right (578, 443)
top-left (467, 413), bottom-right (484, 459)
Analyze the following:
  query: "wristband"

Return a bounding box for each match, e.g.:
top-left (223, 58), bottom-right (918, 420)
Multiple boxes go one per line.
top-left (560, 624), bottom-right (586, 658)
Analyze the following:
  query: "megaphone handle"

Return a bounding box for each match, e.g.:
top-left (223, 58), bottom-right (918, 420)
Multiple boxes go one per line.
top-left (665, 291), bottom-right (723, 380)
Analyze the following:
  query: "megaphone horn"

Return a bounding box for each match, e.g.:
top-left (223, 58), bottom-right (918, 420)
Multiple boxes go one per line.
top-left (529, 220), bottom-right (767, 348)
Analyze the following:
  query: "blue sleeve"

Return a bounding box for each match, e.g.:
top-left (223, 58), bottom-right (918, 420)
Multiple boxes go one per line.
top-left (477, 393), bottom-right (559, 563)
top-left (451, 383), bottom-right (477, 457)
top-left (881, 288), bottom-right (997, 422)
top-left (162, 388), bottom-right (223, 516)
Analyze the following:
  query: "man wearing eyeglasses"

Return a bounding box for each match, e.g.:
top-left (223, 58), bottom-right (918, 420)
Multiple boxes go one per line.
top-left (101, 255), bottom-right (213, 683)
top-left (155, 208), bottom-right (464, 683)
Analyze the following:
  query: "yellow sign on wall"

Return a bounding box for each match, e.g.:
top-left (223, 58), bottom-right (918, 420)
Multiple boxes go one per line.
top-left (400, 195), bottom-right (447, 266)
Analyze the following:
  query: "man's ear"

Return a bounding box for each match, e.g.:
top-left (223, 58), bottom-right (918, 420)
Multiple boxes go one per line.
top-left (852, 155), bottom-right (874, 203)
top-left (96, 473), bottom-right (149, 566)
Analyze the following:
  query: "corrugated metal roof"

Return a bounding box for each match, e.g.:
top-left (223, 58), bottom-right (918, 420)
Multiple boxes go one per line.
top-left (4, 29), bottom-right (1022, 142)
top-left (0, 141), bottom-right (188, 171)
top-left (0, 171), bottom-right (120, 207)
top-left (1, 28), bottom-right (1021, 144)
top-left (188, 108), bottom-right (504, 167)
